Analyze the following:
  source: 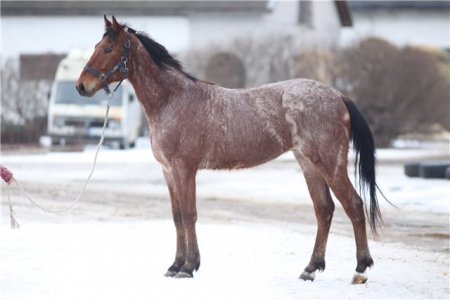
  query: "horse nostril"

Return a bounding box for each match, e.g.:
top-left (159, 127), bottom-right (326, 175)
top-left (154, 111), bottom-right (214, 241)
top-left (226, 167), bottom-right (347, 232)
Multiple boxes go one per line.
top-left (77, 83), bottom-right (86, 95)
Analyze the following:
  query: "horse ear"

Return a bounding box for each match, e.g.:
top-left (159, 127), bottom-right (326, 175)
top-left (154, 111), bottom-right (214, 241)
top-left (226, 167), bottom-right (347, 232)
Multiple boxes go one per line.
top-left (111, 16), bottom-right (122, 32)
top-left (104, 15), bottom-right (112, 28)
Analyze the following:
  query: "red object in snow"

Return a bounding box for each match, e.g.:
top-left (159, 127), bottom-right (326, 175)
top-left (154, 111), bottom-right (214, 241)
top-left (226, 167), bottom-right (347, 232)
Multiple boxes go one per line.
top-left (1, 165), bottom-right (13, 184)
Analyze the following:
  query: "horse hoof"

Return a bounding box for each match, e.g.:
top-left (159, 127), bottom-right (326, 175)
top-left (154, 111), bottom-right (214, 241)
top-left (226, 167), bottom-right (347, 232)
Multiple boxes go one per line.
top-left (175, 271), bottom-right (193, 279)
top-left (299, 271), bottom-right (315, 281)
top-left (352, 272), bottom-right (368, 284)
top-left (164, 270), bottom-right (178, 277)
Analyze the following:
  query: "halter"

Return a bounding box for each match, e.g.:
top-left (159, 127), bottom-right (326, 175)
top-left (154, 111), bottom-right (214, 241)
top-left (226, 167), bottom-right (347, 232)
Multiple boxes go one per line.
top-left (83, 29), bottom-right (131, 96)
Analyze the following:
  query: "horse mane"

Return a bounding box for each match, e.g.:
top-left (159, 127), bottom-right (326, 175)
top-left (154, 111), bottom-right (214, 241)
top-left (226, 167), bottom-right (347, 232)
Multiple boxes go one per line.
top-left (106, 25), bottom-right (197, 81)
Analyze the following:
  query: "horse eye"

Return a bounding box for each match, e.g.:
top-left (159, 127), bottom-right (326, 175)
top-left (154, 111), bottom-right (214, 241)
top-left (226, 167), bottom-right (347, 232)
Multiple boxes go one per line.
top-left (104, 47), bottom-right (112, 54)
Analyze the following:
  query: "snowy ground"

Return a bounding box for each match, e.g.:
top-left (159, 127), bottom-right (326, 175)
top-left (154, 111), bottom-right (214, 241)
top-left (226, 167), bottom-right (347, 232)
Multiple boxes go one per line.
top-left (1, 139), bottom-right (449, 299)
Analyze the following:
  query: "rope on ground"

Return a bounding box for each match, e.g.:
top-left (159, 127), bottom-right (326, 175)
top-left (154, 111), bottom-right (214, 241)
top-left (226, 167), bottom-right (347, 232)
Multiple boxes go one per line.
top-left (1, 102), bottom-right (110, 229)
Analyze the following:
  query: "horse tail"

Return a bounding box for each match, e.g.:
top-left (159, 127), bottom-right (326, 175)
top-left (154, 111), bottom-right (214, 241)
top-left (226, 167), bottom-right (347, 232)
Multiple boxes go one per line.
top-left (343, 97), bottom-right (383, 236)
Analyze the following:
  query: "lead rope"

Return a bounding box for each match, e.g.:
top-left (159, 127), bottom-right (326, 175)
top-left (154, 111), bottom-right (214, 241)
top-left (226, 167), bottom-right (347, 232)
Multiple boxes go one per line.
top-left (4, 98), bottom-right (112, 228)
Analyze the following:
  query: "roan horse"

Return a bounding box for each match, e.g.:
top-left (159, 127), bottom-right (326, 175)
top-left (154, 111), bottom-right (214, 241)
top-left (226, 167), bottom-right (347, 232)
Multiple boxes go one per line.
top-left (77, 16), bottom-right (384, 284)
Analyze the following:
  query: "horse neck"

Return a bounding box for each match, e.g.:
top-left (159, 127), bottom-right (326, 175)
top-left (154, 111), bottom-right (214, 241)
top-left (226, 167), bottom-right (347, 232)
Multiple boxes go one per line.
top-left (127, 43), bottom-right (190, 121)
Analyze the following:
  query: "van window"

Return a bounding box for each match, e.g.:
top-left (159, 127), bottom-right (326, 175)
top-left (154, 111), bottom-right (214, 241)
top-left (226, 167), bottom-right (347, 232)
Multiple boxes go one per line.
top-left (54, 81), bottom-right (123, 106)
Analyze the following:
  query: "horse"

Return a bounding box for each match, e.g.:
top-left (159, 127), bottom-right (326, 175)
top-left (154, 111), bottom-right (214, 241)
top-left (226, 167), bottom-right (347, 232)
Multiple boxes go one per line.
top-left (77, 16), bottom-right (384, 284)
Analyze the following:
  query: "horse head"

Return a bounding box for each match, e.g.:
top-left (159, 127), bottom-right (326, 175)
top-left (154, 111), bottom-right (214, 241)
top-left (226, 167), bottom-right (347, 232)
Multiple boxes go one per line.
top-left (76, 16), bottom-right (132, 97)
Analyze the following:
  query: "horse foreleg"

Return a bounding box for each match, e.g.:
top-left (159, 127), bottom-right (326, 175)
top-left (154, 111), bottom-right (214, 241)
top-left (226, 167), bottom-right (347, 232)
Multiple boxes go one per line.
top-left (297, 158), bottom-right (335, 281)
top-left (170, 162), bottom-right (200, 278)
top-left (163, 170), bottom-right (187, 277)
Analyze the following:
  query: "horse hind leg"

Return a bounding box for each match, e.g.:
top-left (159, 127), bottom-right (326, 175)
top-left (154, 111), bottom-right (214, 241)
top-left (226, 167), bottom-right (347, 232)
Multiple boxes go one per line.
top-left (295, 154), bottom-right (335, 282)
top-left (327, 166), bottom-right (374, 284)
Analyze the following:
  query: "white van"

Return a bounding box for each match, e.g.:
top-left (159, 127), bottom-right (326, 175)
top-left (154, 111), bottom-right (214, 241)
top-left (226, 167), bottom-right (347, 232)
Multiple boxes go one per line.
top-left (47, 50), bottom-right (141, 149)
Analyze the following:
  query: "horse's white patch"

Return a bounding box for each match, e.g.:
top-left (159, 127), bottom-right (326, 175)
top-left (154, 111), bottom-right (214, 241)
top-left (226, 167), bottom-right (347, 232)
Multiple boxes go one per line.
top-left (265, 124), bottom-right (285, 146)
top-left (300, 270), bottom-right (316, 281)
top-left (253, 98), bottom-right (285, 147)
top-left (332, 145), bottom-right (346, 181)
top-left (281, 92), bottom-right (303, 147)
top-left (86, 81), bottom-right (97, 93)
top-left (352, 271), bottom-right (368, 284)
top-left (343, 112), bottom-right (350, 122)
top-left (298, 101), bottom-right (305, 112)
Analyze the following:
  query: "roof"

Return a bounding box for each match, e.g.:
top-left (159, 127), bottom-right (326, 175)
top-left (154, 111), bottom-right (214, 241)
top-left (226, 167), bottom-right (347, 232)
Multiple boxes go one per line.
top-left (1, 0), bottom-right (270, 16)
top-left (20, 53), bottom-right (65, 80)
top-left (3, 0), bottom-right (353, 29)
top-left (349, 1), bottom-right (450, 11)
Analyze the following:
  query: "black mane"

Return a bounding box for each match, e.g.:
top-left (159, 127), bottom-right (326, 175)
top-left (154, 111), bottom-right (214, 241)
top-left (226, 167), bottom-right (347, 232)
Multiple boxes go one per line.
top-left (105, 26), bottom-right (196, 81)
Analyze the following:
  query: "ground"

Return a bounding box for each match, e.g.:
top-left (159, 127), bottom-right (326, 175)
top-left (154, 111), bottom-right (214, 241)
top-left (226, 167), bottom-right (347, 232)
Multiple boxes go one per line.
top-left (1, 139), bottom-right (449, 299)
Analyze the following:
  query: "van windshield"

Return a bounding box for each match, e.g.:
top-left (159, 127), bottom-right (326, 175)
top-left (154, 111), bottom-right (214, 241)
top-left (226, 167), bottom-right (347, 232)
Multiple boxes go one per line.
top-left (54, 81), bottom-right (122, 106)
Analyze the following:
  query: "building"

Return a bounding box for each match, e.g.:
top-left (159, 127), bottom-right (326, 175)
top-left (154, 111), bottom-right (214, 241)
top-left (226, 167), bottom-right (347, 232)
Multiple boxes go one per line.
top-left (342, 1), bottom-right (450, 50)
top-left (1, 0), bottom-right (352, 83)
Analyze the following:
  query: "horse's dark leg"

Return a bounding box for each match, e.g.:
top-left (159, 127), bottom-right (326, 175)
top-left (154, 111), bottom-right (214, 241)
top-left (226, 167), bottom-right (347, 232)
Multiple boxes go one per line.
top-left (296, 156), bottom-right (335, 281)
top-left (328, 169), bottom-right (374, 284)
top-left (163, 170), bottom-right (187, 277)
top-left (170, 162), bottom-right (200, 278)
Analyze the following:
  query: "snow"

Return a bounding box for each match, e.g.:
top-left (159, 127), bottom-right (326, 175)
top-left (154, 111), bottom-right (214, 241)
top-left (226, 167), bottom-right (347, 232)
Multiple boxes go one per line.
top-left (1, 139), bottom-right (449, 299)
top-left (1, 220), bottom-right (449, 300)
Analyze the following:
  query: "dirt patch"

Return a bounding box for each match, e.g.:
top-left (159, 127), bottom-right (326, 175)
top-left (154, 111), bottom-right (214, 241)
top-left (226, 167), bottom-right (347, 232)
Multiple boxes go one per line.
top-left (2, 179), bottom-right (449, 254)
top-left (412, 233), bottom-right (450, 239)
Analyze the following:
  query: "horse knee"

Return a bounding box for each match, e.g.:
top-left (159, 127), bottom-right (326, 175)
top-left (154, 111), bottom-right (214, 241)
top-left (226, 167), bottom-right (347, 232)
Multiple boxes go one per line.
top-left (172, 212), bottom-right (183, 226)
top-left (346, 196), bottom-right (366, 224)
top-left (314, 197), bottom-right (335, 224)
top-left (181, 211), bottom-right (197, 226)
top-left (325, 200), bottom-right (335, 218)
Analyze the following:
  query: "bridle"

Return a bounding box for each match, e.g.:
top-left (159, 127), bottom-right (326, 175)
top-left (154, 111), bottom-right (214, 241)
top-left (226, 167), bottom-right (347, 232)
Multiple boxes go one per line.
top-left (83, 29), bottom-right (131, 96)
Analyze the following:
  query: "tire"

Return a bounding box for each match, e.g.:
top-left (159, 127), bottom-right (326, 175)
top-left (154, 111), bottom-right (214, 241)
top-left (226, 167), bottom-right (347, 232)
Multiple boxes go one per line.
top-left (404, 162), bottom-right (421, 177)
top-left (119, 141), bottom-right (129, 150)
top-left (445, 167), bottom-right (450, 180)
top-left (419, 162), bottom-right (450, 179)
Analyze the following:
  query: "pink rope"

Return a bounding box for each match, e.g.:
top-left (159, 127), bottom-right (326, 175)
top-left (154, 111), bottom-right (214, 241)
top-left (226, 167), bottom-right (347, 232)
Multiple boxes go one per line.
top-left (0, 102), bottom-right (110, 229)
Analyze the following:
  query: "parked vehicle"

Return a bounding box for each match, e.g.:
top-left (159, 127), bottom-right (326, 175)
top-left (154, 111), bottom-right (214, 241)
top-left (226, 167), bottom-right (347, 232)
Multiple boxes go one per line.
top-left (47, 50), bottom-right (141, 148)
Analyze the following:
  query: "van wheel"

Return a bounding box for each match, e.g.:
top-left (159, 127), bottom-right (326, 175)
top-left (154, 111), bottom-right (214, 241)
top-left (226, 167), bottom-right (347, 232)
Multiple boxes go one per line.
top-left (119, 141), bottom-right (129, 150)
top-left (120, 139), bottom-right (135, 150)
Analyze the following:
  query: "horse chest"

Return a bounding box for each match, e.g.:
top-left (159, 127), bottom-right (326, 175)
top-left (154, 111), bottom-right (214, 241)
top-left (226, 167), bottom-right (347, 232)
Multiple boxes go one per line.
top-left (149, 122), bottom-right (203, 167)
top-left (148, 129), bottom-right (175, 166)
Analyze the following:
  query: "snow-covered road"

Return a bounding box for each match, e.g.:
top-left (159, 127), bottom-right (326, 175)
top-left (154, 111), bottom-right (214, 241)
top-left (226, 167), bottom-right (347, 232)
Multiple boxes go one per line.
top-left (1, 141), bottom-right (449, 299)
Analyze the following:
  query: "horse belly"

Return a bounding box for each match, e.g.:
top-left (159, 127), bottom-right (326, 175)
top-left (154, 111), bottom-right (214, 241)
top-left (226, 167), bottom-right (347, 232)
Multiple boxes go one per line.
top-left (200, 126), bottom-right (290, 170)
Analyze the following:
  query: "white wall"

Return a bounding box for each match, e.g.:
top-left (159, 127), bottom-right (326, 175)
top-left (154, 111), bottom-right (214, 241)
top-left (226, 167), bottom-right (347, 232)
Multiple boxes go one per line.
top-left (188, 1), bottom-right (301, 50)
top-left (311, 0), bottom-right (341, 47)
top-left (1, 16), bottom-right (189, 62)
top-left (1, 0), bottom-right (344, 62)
top-left (341, 10), bottom-right (450, 48)
top-left (188, 0), bottom-right (341, 51)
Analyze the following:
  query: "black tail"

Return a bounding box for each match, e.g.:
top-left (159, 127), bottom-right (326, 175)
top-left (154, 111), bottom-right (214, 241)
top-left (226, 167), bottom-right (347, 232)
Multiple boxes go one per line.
top-left (343, 98), bottom-right (383, 236)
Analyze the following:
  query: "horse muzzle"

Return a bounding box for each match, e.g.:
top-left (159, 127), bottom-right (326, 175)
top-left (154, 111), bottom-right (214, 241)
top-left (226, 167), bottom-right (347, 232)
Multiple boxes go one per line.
top-left (76, 81), bottom-right (96, 97)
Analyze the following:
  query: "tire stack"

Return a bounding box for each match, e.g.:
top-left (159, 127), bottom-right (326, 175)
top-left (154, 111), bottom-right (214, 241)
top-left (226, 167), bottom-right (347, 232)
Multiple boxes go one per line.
top-left (404, 162), bottom-right (450, 179)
